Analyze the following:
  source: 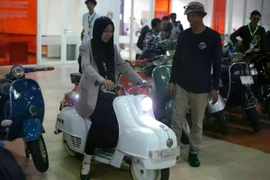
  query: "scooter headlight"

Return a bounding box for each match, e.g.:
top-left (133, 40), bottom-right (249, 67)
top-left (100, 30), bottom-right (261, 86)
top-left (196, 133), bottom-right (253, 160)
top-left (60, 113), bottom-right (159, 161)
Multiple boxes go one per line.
top-left (249, 63), bottom-right (255, 68)
top-left (140, 96), bottom-right (152, 112)
top-left (11, 65), bottom-right (25, 79)
top-left (250, 68), bottom-right (258, 76)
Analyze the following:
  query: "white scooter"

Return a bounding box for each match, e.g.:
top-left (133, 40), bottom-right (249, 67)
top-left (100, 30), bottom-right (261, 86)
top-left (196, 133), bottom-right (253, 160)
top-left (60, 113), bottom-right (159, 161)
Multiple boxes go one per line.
top-left (55, 83), bottom-right (180, 180)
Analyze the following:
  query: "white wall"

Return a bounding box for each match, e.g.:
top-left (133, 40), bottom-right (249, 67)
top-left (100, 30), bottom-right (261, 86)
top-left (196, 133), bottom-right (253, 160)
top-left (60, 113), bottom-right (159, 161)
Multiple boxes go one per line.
top-left (230, 0), bottom-right (245, 32)
top-left (41, 0), bottom-right (121, 45)
top-left (171, 0), bottom-right (213, 30)
top-left (124, 0), bottom-right (151, 24)
top-left (41, 0), bottom-right (63, 35)
top-left (262, 0), bottom-right (270, 31)
top-left (95, 0), bottom-right (121, 46)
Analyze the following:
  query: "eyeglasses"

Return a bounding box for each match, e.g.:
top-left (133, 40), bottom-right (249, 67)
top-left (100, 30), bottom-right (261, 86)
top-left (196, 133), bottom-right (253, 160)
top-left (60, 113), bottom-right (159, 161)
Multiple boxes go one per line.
top-left (252, 17), bottom-right (261, 21)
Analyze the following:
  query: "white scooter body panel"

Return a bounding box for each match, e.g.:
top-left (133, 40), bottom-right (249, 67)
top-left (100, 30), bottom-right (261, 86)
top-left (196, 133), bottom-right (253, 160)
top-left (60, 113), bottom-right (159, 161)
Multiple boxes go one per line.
top-left (55, 107), bottom-right (91, 154)
top-left (113, 94), bottom-right (179, 169)
top-left (55, 94), bottom-right (179, 170)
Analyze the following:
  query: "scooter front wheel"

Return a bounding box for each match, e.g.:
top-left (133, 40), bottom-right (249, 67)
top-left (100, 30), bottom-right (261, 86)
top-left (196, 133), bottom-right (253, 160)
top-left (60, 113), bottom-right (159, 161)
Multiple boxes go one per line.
top-left (27, 135), bottom-right (49, 173)
top-left (130, 159), bottom-right (169, 180)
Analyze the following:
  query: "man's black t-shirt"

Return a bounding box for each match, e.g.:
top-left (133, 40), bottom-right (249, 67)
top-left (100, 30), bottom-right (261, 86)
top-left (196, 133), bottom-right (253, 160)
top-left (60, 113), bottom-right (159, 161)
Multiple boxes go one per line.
top-left (170, 27), bottom-right (222, 94)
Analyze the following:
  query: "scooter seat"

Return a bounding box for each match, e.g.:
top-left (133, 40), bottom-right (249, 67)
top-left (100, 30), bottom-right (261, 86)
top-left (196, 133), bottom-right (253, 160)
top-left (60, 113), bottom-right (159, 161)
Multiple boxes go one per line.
top-left (70, 73), bottom-right (81, 84)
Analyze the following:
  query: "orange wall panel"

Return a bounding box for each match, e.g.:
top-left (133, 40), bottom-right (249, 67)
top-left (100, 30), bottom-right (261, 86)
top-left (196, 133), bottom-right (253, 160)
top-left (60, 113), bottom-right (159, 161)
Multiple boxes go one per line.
top-left (155, 0), bottom-right (172, 19)
top-left (0, 0), bottom-right (37, 65)
top-left (212, 0), bottom-right (226, 35)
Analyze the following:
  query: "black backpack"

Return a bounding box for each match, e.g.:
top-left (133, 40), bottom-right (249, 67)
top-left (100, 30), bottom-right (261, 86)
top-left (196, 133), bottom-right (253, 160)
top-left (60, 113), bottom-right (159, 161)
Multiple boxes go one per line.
top-left (0, 145), bottom-right (26, 180)
top-left (78, 55), bottom-right (82, 74)
top-left (267, 30), bottom-right (270, 52)
top-left (137, 26), bottom-right (150, 51)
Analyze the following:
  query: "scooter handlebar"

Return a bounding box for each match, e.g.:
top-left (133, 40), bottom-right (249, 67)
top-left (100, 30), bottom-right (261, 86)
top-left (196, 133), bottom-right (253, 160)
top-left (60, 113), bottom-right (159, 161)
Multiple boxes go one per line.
top-left (24, 66), bottom-right (54, 73)
top-left (116, 81), bottom-right (148, 95)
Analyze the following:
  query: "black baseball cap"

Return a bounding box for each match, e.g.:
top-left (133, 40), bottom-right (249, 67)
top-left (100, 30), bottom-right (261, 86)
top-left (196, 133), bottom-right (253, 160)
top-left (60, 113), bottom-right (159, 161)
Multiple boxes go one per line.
top-left (85, 0), bottom-right (97, 5)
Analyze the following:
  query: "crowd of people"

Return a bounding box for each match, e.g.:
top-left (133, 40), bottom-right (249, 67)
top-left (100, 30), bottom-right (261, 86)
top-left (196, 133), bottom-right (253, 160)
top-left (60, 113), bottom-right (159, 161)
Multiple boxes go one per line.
top-left (137, 13), bottom-right (184, 59)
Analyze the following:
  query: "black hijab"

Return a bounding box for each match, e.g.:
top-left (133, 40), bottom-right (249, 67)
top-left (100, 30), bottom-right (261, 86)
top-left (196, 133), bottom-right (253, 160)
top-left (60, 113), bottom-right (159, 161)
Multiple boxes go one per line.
top-left (91, 17), bottom-right (115, 83)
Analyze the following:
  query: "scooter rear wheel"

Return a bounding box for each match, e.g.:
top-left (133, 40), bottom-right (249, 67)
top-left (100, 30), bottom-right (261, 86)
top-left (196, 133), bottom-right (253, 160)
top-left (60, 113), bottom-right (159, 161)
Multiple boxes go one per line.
top-left (245, 107), bottom-right (261, 132)
top-left (130, 159), bottom-right (169, 180)
top-left (214, 110), bottom-right (228, 135)
top-left (27, 135), bottom-right (49, 173)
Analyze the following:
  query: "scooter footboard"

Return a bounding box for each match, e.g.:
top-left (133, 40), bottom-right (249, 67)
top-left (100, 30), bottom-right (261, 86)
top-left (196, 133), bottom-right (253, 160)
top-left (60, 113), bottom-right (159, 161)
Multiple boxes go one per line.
top-left (23, 118), bottom-right (44, 142)
top-left (135, 151), bottom-right (179, 170)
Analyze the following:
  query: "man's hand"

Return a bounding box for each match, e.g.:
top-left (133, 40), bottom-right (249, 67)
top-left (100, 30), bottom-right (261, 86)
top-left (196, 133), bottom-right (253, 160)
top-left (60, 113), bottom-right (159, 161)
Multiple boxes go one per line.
top-left (168, 83), bottom-right (176, 98)
top-left (236, 41), bottom-right (242, 47)
top-left (81, 30), bottom-right (84, 42)
top-left (102, 80), bottom-right (115, 90)
top-left (170, 34), bottom-right (177, 41)
top-left (145, 80), bottom-right (151, 88)
top-left (209, 90), bottom-right (218, 104)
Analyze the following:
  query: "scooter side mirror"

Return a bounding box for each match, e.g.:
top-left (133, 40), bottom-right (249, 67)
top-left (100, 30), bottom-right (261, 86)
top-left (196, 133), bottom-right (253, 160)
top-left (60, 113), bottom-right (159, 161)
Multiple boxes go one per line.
top-left (1, 120), bottom-right (13, 127)
top-left (251, 35), bottom-right (261, 45)
top-left (230, 52), bottom-right (244, 63)
top-left (245, 35), bottom-right (261, 55)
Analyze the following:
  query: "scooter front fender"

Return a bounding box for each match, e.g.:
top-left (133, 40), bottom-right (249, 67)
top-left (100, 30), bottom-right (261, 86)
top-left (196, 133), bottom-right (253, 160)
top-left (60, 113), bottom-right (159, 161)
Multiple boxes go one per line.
top-left (23, 118), bottom-right (44, 142)
top-left (112, 95), bottom-right (179, 169)
top-left (207, 94), bottom-right (226, 114)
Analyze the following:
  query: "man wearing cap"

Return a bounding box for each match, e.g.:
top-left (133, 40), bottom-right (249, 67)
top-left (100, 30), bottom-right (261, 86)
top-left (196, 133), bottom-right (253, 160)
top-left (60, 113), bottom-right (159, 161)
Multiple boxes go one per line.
top-left (168, 2), bottom-right (221, 167)
top-left (81, 0), bottom-right (99, 43)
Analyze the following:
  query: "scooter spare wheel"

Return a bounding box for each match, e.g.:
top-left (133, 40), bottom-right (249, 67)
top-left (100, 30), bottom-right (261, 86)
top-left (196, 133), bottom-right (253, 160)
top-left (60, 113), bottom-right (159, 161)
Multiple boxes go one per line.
top-left (130, 159), bottom-right (169, 180)
top-left (63, 133), bottom-right (77, 157)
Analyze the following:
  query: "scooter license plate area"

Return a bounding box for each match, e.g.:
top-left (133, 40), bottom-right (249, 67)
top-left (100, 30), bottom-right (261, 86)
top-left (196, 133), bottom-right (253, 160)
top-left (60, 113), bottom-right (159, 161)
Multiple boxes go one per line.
top-left (240, 76), bottom-right (254, 85)
top-left (149, 146), bottom-right (180, 159)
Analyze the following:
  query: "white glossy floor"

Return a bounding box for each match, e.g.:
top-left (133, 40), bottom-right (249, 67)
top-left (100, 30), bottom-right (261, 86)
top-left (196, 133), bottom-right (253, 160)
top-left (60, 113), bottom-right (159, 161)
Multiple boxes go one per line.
top-left (1, 64), bottom-right (270, 180)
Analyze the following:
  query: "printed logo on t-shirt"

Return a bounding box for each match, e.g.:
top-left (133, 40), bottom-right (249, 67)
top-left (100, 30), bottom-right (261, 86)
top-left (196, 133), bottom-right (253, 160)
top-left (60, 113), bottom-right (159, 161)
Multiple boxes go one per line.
top-left (198, 42), bottom-right (207, 49)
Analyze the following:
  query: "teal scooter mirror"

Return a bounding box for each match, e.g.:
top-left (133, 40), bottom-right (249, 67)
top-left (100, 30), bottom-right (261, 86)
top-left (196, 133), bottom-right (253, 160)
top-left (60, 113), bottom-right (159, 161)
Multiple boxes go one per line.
top-left (165, 50), bottom-right (175, 65)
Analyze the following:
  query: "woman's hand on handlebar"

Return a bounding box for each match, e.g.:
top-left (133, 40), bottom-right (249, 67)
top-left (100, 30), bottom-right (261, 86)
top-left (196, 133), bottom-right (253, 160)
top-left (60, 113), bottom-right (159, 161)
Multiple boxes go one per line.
top-left (102, 80), bottom-right (115, 90)
top-left (146, 80), bottom-right (151, 87)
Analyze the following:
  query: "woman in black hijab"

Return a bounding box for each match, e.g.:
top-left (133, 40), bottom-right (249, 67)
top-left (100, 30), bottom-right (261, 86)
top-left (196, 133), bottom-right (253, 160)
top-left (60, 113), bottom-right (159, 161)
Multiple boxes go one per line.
top-left (77, 17), bottom-right (143, 180)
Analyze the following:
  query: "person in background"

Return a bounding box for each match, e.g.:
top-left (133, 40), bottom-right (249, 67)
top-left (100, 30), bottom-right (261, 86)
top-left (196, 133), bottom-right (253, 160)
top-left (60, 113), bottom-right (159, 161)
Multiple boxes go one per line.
top-left (170, 13), bottom-right (184, 36)
top-left (169, 2), bottom-right (221, 167)
top-left (81, 0), bottom-right (99, 43)
top-left (266, 29), bottom-right (270, 52)
top-left (79, 0), bottom-right (99, 74)
top-left (136, 18), bottom-right (150, 51)
top-left (230, 10), bottom-right (268, 54)
top-left (77, 17), bottom-right (143, 180)
top-left (140, 18), bottom-right (150, 34)
top-left (161, 16), bottom-right (173, 40)
top-left (140, 18), bottom-right (176, 59)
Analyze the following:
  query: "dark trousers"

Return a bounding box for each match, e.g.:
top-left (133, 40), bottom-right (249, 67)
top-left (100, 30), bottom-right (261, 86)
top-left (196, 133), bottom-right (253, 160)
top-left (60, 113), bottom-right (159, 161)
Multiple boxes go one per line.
top-left (152, 94), bottom-right (170, 121)
top-left (84, 95), bottom-right (119, 155)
